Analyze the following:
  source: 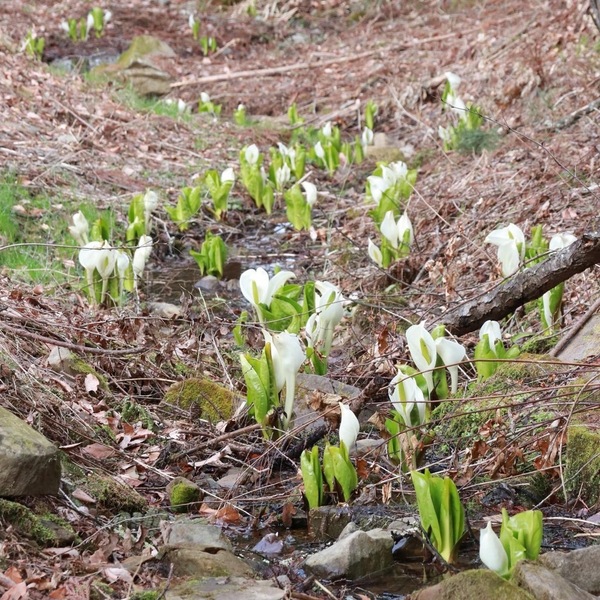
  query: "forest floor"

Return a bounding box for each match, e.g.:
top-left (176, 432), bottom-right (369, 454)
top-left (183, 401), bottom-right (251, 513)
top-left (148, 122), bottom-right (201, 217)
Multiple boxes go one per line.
top-left (1, 0), bottom-right (600, 598)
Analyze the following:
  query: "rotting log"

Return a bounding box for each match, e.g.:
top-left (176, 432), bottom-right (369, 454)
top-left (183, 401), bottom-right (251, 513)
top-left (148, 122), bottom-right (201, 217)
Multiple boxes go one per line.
top-left (436, 231), bottom-right (600, 336)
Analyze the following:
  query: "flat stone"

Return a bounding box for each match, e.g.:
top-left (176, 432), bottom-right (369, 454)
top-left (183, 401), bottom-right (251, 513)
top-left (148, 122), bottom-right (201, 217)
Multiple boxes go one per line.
top-left (304, 528), bottom-right (393, 580)
top-left (539, 546), bottom-right (600, 595)
top-left (160, 546), bottom-right (252, 578)
top-left (47, 346), bottom-right (75, 375)
top-left (556, 314), bottom-right (600, 362)
top-left (166, 576), bottom-right (286, 600)
top-left (162, 519), bottom-right (232, 551)
top-left (0, 407), bottom-right (60, 496)
top-left (512, 560), bottom-right (596, 600)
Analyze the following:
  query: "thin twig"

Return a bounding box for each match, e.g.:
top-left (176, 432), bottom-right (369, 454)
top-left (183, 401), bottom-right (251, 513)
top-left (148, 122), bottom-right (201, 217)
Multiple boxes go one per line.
top-left (0, 322), bottom-right (148, 356)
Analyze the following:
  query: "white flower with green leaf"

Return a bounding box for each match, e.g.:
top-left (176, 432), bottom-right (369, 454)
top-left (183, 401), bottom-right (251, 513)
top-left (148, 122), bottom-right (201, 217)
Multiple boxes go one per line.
top-left (485, 223), bottom-right (525, 277)
top-left (69, 211), bottom-right (89, 247)
top-left (239, 267), bottom-right (295, 326)
top-left (368, 239), bottom-right (383, 267)
top-left (389, 370), bottom-right (426, 428)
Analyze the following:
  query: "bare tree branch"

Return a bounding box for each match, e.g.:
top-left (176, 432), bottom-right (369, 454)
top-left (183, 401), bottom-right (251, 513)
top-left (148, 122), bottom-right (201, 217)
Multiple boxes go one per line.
top-left (437, 232), bottom-right (600, 336)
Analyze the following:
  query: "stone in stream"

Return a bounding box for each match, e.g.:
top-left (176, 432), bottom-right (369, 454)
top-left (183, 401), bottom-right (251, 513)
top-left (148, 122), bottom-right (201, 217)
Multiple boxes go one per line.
top-left (304, 528), bottom-right (394, 580)
top-left (0, 407), bottom-right (61, 496)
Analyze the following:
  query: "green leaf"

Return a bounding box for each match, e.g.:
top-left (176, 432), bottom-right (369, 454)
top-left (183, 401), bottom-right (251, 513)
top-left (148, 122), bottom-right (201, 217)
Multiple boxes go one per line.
top-left (300, 446), bottom-right (323, 510)
top-left (284, 184), bottom-right (311, 231)
top-left (261, 295), bottom-right (303, 332)
top-left (322, 443), bottom-right (335, 492)
top-left (240, 351), bottom-right (273, 426)
top-left (411, 470), bottom-right (464, 563)
top-left (473, 335), bottom-right (498, 380)
top-left (502, 509), bottom-right (542, 562)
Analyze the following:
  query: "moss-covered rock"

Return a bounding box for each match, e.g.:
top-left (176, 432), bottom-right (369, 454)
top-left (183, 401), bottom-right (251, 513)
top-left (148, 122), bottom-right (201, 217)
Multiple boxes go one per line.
top-left (163, 377), bottom-right (237, 423)
top-left (86, 473), bottom-right (148, 514)
top-left (564, 420), bottom-right (600, 505)
top-left (91, 35), bottom-right (176, 97)
top-left (412, 569), bottom-right (535, 600)
top-left (166, 477), bottom-right (201, 513)
top-left (0, 500), bottom-right (76, 547)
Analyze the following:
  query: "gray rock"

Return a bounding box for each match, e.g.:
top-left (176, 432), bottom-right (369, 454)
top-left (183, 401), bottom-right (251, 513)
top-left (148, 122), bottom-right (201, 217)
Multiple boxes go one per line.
top-left (304, 528), bottom-right (393, 580)
top-left (556, 313), bottom-right (600, 362)
top-left (539, 546), bottom-right (600, 595)
top-left (166, 576), bottom-right (286, 600)
top-left (413, 569), bottom-right (534, 600)
top-left (512, 560), bottom-right (596, 600)
top-left (0, 407), bottom-right (60, 496)
top-left (47, 346), bottom-right (75, 374)
top-left (159, 546), bottom-right (252, 578)
top-left (308, 505), bottom-right (353, 540)
top-left (162, 519), bottom-right (232, 551)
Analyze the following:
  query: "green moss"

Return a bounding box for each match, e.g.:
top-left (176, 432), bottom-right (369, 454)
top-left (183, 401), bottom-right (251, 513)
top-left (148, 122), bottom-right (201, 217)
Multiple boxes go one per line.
top-left (163, 377), bottom-right (237, 423)
top-left (70, 357), bottom-right (110, 391)
top-left (520, 335), bottom-right (559, 354)
top-left (130, 593), bottom-right (160, 600)
top-left (429, 568), bottom-right (535, 599)
top-left (120, 399), bottom-right (156, 430)
top-left (433, 354), bottom-right (564, 449)
top-left (169, 482), bottom-right (200, 513)
top-left (86, 474), bottom-right (148, 514)
top-left (564, 421), bottom-right (600, 505)
top-left (0, 499), bottom-right (67, 547)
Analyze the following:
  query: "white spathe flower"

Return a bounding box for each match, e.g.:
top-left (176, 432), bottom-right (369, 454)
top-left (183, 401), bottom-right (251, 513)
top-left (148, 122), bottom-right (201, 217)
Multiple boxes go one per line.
top-left (69, 211), bottom-right (89, 247)
top-left (361, 127), bottom-right (373, 147)
top-left (380, 210), bottom-right (413, 250)
top-left (542, 290), bottom-right (554, 330)
top-left (79, 240), bottom-right (103, 280)
top-left (264, 330), bottom-right (306, 428)
top-left (485, 224), bottom-right (525, 277)
top-left (144, 190), bottom-right (158, 228)
top-left (239, 267), bottom-right (295, 314)
top-left (177, 99), bottom-right (187, 113)
top-left (221, 167), bottom-right (235, 184)
top-left (277, 142), bottom-right (289, 157)
top-left (200, 91), bottom-right (210, 104)
top-left (315, 281), bottom-right (344, 325)
top-left (188, 13), bottom-right (196, 28)
top-left (314, 141), bottom-right (325, 160)
top-left (301, 181), bottom-right (317, 207)
top-left (479, 521), bottom-right (508, 576)
top-left (104, 10), bottom-right (112, 23)
top-left (86, 13), bottom-right (95, 35)
top-left (339, 402), bottom-right (359, 450)
top-left (368, 239), bottom-right (383, 267)
top-left (245, 144), bottom-right (259, 165)
top-left (237, 103), bottom-right (245, 111)
top-left (406, 322), bottom-right (437, 395)
top-left (133, 235), bottom-right (153, 279)
top-left (444, 71), bottom-right (461, 90)
top-left (435, 337), bottom-right (466, 394)
top-left (367, 175), bottom-right (388, 204)
top-left (275, 164), bottom-right (290, 189)
top-left (115, 250), bottom-right (130, 277)
top-left (60, 21), bottom-right (70, 33)
top-left (321, 121), bottom-right (332, 138)
top-left (95, 241), bottom-right (117, 280)
top-left (479, 320), bottom-right (502, 348)
top-left (438, 125), bottom-right (451, 144)
top-left (389, 370), bottom-right (426, 427)
top-left (549, 233), bottom-right (577, 251)
top-left (446, 92), bottom-right (466, 116)
top-left (388, 160), bottom-right (408, 181)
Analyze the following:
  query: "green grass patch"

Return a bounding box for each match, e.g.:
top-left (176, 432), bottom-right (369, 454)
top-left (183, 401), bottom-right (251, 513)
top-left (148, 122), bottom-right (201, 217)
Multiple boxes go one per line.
top-left (0, 173), bottom-right (104, 286)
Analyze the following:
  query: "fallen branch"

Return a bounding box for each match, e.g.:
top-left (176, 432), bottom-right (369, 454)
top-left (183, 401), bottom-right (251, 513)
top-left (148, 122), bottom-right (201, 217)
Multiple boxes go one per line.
top-left (437, 231), bottom-right (600, 336)
top-left (170, 29), bottom-right (483, 89)
top-left (551, 97), bottom-right (600, 131)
